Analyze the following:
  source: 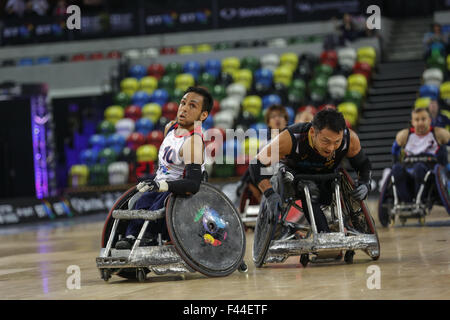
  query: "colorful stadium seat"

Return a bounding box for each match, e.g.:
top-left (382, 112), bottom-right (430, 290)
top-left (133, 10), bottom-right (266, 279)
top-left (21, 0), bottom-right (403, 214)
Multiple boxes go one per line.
top-left (120, 78), bottom-right (139, 96)
top-left (175, 73), bottom-right (195, 91)
top-left (69, 165), bottom-right (89, 187)
top-left (115, 118), bottom-right (135, 139)
top-left (139, 76), bottom-right (158, 95)
top-left (414, 97), bottom-right (431, 109)
top-left (337, 102), bottom-right (358, 127)
top-left (142, 103), bottom-right (162, 123)
top-left (131, 90), bottom-right (151, 106)
top-left (422, 68), bottom-right (444, 87)
top-left (419, 84), bottom-right (439, 100)
top-left (328, 75), bottom-right (348, 100)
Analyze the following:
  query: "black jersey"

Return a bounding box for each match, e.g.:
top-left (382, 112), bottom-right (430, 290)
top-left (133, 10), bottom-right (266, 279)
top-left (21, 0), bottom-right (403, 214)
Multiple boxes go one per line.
top-left (282, 122), bottom-right (351, 174)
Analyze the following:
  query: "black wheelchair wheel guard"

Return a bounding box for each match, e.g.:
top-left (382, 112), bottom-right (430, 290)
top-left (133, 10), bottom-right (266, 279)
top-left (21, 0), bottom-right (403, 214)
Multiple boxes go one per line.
top-left (101, 186), bottom-right (137, 248)
top-left (378, 172), bottom-right (393, 227)
top-left (101, 186), bottom-right (151, 279)
top-left (252, 197), bottom-right (278, 268)
top-left (166, 183), bottom-right (246, 277)
top-left (340, 169), bottom-right (380, 260)
top-left (434, 164), bottom-right (450, 215)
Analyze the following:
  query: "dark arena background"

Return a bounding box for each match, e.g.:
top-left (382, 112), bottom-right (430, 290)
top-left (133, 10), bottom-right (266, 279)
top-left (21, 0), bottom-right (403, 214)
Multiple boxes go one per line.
top-left (0, 0), bottom-right (449, 305)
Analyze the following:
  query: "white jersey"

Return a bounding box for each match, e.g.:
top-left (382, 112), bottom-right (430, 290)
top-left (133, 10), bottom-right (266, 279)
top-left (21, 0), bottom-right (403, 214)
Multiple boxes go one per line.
top-left (154, 123), bottom-right (205, 182)
top-left (404, 129), bottom-right (440, 156)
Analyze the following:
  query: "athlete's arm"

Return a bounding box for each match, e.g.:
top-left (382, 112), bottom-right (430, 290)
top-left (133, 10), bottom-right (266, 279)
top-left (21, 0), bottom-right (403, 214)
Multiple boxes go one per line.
top-left (395, 128), bottom-right (409, 147)
top-left (161, 133), bottom-right (204, 195)
top-left (249, 129), bottom-right (293, 194)
top-left (346, 129), bottom-right (372, 185)
top-left (434, 127), bottom-right (450, 145)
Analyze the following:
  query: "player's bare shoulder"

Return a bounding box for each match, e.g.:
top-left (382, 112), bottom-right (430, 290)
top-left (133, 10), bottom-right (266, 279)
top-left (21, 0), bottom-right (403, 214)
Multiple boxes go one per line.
top-left (164, 120), bottom-right (177, 137)
top-left (347, 128), bottom-right (361, 157)
top-left (434, 127), bottom-right (450, 145)
top-left (395, 128), bottom-right (409, 147)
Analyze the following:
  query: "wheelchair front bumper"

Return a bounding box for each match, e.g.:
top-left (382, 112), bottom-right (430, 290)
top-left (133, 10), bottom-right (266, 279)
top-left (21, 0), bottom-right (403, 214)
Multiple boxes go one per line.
top-left (264, 232), bottom-right (380, 264)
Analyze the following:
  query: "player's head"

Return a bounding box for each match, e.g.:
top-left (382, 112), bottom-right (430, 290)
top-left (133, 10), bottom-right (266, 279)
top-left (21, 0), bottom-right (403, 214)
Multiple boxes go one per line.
top-left (432, 23), bottom-right (442, 34)
top-left (310, 109), bottom-right (346, 158)
top-left (177, 86), bottom-right (213, 127)
top-left (411, 108), bottom-right (431, 135)
top-left (428, 99), bottom-right (439, 117)
top-left (264, 104), bottom-right (288, 130)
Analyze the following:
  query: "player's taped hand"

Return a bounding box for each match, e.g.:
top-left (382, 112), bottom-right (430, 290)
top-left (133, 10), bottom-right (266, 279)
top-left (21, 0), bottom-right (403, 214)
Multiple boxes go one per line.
top-left (137, 180), bottom-right (160, 193)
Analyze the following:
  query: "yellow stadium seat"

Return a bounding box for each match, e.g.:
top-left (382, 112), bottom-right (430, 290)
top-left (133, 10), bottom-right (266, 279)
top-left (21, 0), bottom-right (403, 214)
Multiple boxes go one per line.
top-left (414, 97), bottom-right (431, 109)
top-left (338, 102), bottom-right (358, 127)
top-left (104, 105), bottom-right (124, 124)
top-left (178, 45), bottom-right (194, 55)
top-left (137, 144), bottom-right (158, 162)
top-left (120, 77), bottom-right (139, 96)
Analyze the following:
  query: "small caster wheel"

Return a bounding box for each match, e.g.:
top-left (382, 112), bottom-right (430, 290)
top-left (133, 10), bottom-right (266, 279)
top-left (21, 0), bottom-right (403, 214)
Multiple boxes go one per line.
top-left (418, 216), bottom-right (425, 226)
top-left (400, 217), bottom-right (406, 226)
top-left (137, 269), bottom-right (146, 282)
top-left (300, 254), bottom-right (309, 267)
top-left (389, 216), bottom-right (396, 226)
top-left (100, 269), bottom-right (111, 282)
top-left (344, 250), bottom-right (355, 264)
top-left (238, 262), bottom-right (248, 273)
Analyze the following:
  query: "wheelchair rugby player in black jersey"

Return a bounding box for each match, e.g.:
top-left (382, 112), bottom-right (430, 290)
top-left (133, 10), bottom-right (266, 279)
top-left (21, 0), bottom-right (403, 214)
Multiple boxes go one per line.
top-left (249, 109), bottom-right (380, 267)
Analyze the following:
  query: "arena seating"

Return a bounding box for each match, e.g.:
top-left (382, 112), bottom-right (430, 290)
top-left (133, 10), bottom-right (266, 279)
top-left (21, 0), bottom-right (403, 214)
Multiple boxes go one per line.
top-left (68, 45), bottom-right (378, 187)
top-left (415, 27), bottom-right (449, 113)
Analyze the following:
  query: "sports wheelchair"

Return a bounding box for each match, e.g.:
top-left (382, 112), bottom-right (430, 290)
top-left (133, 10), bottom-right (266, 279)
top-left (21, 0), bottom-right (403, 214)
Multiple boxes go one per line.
top-left (237, 170), bottom-right (306, 230)
top-left (378, 155), bottom-right (450, 227)
top-left (96, 182), bottom-right (248, 282)
top-left (253, 167), bottom-right (380, 268)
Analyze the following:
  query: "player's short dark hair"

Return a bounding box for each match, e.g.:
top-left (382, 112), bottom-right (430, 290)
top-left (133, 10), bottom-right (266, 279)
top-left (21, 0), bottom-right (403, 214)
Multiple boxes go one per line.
top-left (184, 86), bottom-right (213, 114)
top-left (413, 107), bottom-right (431, 116)
top-left (264, 104), bottom-right (289, 125)
top-left (311, 109), bottom-right (347, 133)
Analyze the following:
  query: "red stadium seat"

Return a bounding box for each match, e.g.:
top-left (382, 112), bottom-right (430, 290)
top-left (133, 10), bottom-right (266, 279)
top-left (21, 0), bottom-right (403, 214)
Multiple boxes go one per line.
top-left (147, 63), bottom-right (165, 80)
top-left (89, 52), bottom-right (104, 60)
top-left (211, 100), bottom-right (220, 115)
top-left (352, 62), bottom-right (372, 80)
top-left (162, 102), bottom-right (178, 119)
top-left (124, 105), bottom-right (142, 121)
top-left (71, 54), bottom-right (87, 62)
top-left (320, 50), bottom-right (338, 68)
top-left (160, 47), bottom-right (176, 55)
top-left (146, 130), bottom-right (164, 149)
top-left (126, 132), bottom-right (146, 150)
top-left (107, 51), bottom-right (121, 59)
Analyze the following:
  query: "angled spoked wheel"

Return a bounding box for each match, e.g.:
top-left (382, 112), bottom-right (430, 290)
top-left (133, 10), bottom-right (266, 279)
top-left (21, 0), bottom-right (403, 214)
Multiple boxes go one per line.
top-left (252, 198), bottom-right (278, 268)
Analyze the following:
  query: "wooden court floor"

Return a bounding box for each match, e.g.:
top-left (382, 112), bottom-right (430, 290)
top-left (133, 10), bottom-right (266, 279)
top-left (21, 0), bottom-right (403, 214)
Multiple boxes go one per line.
top-left (0, 200), bottom-right (449, 300)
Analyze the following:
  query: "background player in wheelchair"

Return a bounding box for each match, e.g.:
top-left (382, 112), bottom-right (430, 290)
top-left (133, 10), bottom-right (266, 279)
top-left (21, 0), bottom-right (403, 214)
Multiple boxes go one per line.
top-left (234, 104), bottom-right (289, 227)
top-left (249, 109), bottom-right (380, 266)
top-left (379, 107), bottom-right (450, 226)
